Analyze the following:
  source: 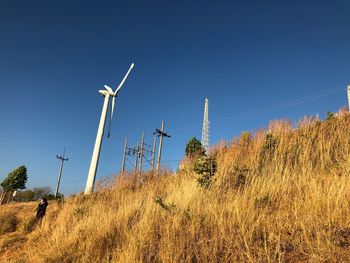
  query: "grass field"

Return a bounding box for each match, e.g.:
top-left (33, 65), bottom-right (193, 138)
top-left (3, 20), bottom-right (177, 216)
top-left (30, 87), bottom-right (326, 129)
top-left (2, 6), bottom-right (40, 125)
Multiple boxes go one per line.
top-left (2, 109), bottom-right (350, 262)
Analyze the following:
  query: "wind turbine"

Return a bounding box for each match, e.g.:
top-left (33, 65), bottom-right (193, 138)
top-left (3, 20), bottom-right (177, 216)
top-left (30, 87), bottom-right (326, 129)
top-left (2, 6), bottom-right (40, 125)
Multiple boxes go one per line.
top-left (85, 63), bottom-right (134, 194)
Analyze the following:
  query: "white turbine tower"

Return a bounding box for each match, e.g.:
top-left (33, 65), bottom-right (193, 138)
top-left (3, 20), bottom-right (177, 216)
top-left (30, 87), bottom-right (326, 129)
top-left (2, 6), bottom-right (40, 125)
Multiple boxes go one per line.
top-left (85, 63), bottom-right (134, 194)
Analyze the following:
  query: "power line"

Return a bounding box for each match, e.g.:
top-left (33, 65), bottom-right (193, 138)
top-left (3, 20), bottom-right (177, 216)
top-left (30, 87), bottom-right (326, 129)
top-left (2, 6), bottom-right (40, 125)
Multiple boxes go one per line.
top-left (171, 85), bottom-right (345, 136)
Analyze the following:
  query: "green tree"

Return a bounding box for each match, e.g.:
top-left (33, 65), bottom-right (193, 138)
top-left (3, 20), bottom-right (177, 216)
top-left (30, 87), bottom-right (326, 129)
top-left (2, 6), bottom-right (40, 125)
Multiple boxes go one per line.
top-left (1, 166), bottom-right (28, 192)
top-left (16, 189), bottom-right (35, 202)
top-left (185, 137), bottom-right (205, 157)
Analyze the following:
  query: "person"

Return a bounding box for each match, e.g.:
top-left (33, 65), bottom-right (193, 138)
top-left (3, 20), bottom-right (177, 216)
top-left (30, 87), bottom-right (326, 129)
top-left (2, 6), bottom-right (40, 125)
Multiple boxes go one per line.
top-left (36, 198), bottom-right (48, 224)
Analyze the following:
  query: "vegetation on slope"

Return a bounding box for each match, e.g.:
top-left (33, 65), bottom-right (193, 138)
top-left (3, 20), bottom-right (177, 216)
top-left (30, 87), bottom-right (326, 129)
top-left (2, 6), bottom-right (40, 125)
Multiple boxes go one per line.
top-left (3, 109), bottom-right (350, 262)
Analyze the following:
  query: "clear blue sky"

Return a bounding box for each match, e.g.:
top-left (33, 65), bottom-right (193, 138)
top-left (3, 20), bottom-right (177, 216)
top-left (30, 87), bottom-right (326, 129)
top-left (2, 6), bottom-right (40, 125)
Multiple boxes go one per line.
top-left (1, 1), bottom-right (349, 194)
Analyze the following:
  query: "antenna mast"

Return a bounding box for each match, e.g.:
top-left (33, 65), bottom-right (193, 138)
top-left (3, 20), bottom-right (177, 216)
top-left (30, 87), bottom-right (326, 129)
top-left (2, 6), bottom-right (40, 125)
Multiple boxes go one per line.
top-left (201, 98), bottom-right (210, 153)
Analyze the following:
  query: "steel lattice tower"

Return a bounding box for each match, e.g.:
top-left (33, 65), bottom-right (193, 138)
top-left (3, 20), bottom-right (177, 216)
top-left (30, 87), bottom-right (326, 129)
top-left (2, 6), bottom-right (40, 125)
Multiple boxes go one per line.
top-left (201, 98), bottom-right (210, 153)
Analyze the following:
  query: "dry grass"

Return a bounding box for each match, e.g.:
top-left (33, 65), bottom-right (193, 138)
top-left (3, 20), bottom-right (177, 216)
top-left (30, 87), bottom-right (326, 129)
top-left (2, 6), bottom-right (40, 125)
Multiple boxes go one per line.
top-left (0, 202), bottom-right (58, 261)
top-left (3, 108), bottom-right (350, 262)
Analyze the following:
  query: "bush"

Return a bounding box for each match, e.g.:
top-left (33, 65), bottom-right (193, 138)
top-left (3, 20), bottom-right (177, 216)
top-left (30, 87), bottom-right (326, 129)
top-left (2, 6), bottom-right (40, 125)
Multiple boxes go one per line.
top-left (193, 156), bottom-right (217, 188)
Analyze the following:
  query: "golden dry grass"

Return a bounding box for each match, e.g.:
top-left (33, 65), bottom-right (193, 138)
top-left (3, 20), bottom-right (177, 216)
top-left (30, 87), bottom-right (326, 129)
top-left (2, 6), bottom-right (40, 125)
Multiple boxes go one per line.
top-left (3, 109), bottom-right (350, 262)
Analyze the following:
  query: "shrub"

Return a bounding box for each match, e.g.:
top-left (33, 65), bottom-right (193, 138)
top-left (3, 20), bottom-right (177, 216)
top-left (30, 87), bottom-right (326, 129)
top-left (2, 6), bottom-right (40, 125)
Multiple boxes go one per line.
top-left (193, 156), bottom-right (217, 188)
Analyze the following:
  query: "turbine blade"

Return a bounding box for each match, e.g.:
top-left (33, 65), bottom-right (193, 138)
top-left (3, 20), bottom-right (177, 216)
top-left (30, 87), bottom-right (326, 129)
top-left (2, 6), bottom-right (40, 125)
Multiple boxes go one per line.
top-left (104, 85), bottom-right (113, 95)
top-left (107, 96), bottom-right (116, 138)
top-left (111, 96), bottom-right (115, 122)
top-left (114, 63), bottom-right (135, 95)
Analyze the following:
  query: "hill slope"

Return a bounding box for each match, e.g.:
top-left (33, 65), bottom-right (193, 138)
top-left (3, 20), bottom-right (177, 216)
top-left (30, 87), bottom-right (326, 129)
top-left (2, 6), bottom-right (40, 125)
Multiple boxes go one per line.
top-left (3, 109), bottom-right (350, 262)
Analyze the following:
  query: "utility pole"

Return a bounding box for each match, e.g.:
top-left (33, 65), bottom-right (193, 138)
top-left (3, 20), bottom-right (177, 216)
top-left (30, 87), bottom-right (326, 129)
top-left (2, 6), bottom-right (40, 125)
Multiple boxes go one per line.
top-left (151, 136), bottom-right (157, 171)
top-left (347, 85), bottom-right (350, 112)
top-left (134, 142), bottom-right (139, 179)
top-left (55, 150), bottom-right (69, 198)
top-left (154, 121), bottom-right (171, 176)
top-left (121, 137), bottom-right (128, 178)
top-left (138, 132), bottom-right (145, 177)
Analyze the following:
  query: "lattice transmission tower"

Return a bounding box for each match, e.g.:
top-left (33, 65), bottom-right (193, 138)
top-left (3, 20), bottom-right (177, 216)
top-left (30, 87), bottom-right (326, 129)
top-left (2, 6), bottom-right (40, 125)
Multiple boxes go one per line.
top-left (201, 97), bottom-right (210, 153)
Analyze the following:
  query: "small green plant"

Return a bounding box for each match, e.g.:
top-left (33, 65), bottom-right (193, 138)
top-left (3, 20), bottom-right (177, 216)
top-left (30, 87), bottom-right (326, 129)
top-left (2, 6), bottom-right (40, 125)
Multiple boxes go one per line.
top-left (326, 111), bottom-right (335, 121)
top-left (263, 132), bottom-right (278, 151)
top-left (193, 156), bottom-right (217, 188)
top-left (254, 195), bottom-right (271, 209)
top-left (154, 196), bottom-right (176, 212)
top-left (259, 133), bottom-right (278, 172)
top-left (74, 206), bottom-right (87, 217)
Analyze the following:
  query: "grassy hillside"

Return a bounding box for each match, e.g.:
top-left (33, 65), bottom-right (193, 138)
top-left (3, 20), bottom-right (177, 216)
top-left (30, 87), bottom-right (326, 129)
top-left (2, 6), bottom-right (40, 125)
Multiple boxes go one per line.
top-left (2, 109), bottom-right (350, 262)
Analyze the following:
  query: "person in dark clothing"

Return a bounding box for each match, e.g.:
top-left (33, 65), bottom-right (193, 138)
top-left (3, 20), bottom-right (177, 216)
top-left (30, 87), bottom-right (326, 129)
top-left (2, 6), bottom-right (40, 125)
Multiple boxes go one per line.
top-left (36, 198), bottom-right (48, 224)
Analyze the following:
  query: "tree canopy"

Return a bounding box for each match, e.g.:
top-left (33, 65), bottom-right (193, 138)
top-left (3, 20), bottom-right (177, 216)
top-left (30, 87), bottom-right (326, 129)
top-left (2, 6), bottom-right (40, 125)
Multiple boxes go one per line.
top-left (0, 165), bottom-right (28, 192)
top-left (185, 137), bottom-right (205, 157)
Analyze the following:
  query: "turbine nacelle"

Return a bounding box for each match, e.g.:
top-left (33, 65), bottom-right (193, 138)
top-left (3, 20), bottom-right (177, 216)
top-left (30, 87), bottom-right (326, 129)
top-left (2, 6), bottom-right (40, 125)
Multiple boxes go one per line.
top-left (98, 90), bottom-right (110, 96)
top-left (105, 63), bottom-right (135, 138)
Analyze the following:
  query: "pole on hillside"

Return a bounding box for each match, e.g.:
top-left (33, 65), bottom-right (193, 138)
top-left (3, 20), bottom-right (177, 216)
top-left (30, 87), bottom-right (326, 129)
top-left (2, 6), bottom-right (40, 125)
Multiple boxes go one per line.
top-left (154, 121), bottom-right (171, 176)
top-left (138, 132), bottom-right (145, 178)
top-left (55, 150), bottom-right (69, 198)
top-left (151, 136), bottom-right (157, 171)
top-left (347, 85), bottom-right (350, 112)
top-left (121, 137), bottom-right (128, 178)
top-left (134, 142), bottom-right (139, 179)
